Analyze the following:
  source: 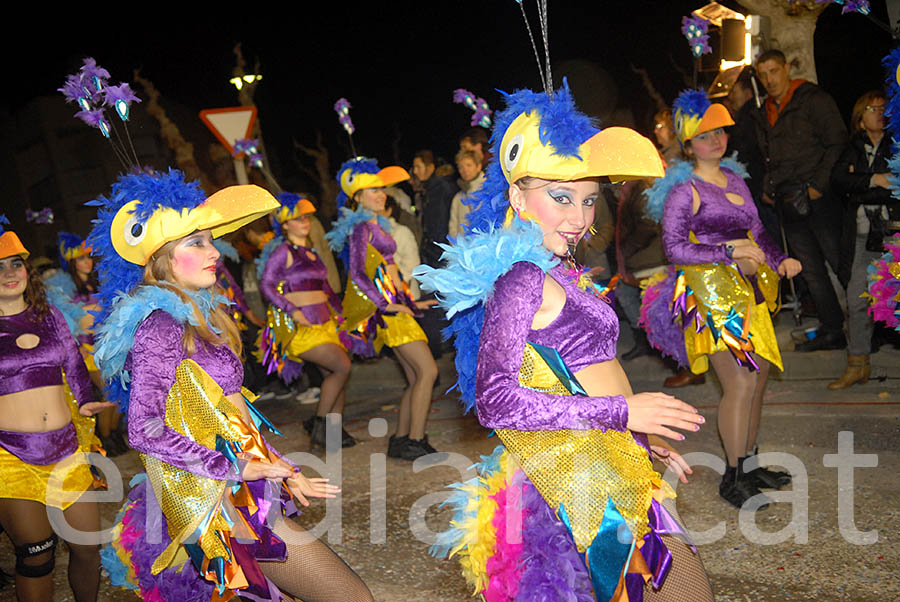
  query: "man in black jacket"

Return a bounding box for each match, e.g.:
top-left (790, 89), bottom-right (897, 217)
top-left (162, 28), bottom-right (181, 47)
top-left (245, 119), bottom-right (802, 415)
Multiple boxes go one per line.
top-left (412, 149), bottom-right (459, 268)
top-left (752, 50), bottom-right (848, 351)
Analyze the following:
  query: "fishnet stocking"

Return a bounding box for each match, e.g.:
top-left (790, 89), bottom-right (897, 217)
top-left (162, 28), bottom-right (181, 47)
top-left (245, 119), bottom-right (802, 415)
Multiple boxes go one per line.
top-left (643, 534), bottom-right (713, 602)
top-left (709, 351), bottom-right (759, 466)
top-left (260, 518), bottom-right (373, 602)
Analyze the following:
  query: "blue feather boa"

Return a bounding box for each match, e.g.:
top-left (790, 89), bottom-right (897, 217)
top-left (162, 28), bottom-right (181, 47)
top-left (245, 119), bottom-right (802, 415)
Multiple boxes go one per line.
top-left (325, 207), bottom-right (392, 268)
top-left (44, 271), bottom-right (88, 337)
top-left (211, 238), bottom-right (240, 263)
top-left (882, 46), bottom-right (900, 198)
top-left (255, 235), bottom-right (284, 280)
top-left (93, 284), bottom-right (230, 412)
top-left (643, 154), bottom-right (749, 223)
top-left (414, 220), bottom-right (557, 411)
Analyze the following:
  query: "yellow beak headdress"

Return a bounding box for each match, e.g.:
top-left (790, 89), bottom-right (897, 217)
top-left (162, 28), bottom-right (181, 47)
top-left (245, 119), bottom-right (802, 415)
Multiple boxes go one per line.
top-left (672, 88), bottom-right (734, 144)
top-left (466, 81), bottom-right (665, 231)
top-left (335, 157), bottom-right (410, 209)
top-left (87, 169), bottom-right (279, 305)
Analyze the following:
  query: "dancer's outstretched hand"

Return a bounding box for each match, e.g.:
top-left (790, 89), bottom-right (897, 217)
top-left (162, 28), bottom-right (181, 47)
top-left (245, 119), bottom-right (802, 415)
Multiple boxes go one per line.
top-left (79, 401), bottom-right (117, 417)
top-left (625, 392), bottom-right (703, 442)
top-left (286, 473), bottom-right (341, 507)
top-left (241, 461), bottom-right (294, 482)
top-left (386, 303), bottom-right (415, 316)
top-left (648, 435), bottom-right (693, 484)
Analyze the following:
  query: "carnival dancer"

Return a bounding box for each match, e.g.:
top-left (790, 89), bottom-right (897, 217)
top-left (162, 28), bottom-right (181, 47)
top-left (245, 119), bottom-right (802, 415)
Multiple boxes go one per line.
top-left (326, 158), bottom-right (439, 460)
top-left (417, 82), bottom-right (713, 600)
top-left (0, 216), bottom-right (112, 602)
top-left (92, 172), bottom-right (373, 602)
top-left (257, 193), bottom-right (356, 450)
top-left (45, 232), bottom-right (127, 456)
top-left (643, 89), bottom-right (802, 509)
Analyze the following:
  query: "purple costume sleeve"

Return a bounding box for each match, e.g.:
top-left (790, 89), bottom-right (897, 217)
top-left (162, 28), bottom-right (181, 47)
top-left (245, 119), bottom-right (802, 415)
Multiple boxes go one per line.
top-left (323, 278), bottom-right (343, 315)
top-left (51, 306), bottom-right (96, 406)
top-left (260, 244), bottom-right (300, 316)
top-left (475, 262), bottom-right (629, 432)
top-left (128, 311), bottom-right (239, 482)
top-left (349, 222), bottom-right (390, 311)
top-left (661, 183), bottom-right (730, 265)
top-left (732, 177), bottom-right (788, 270)
top-left (218, 263), bottom-right (250, 315)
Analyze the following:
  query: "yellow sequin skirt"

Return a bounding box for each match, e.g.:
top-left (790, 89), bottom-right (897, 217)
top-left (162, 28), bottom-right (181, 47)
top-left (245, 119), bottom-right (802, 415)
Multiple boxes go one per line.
top-left (375, 312), bottom-right (427, 351)
top-left (678, 262), bottom-right (782, 374)
top-left (0, 384), bottom-right (99, 509)
top-left (287, 318), bottom-right (346, 357)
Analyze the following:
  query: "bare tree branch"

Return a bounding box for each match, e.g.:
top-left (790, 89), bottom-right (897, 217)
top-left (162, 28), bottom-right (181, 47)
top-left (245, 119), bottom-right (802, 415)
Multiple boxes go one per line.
top-left (630, 64), bottom-right (668, 111)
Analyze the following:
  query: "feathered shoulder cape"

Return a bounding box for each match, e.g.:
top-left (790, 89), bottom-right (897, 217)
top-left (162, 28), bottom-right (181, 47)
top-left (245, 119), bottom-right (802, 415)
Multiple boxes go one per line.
top-left (643, 154), bottom-right (749, 223)
top-left (325, 207), bottom-right (392, 254)
top-left (414, 219), bottom-right (557, 411)
top-left (44, 270), bottom-right (89, 337)
top-left (93, 285), bottom-right (229, 411)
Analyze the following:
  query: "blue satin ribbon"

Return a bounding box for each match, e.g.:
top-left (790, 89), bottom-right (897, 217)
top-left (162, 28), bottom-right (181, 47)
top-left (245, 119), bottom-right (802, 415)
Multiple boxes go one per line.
top-left (244, 395), bottom-right (283, 436)
top-left (559, 499), bottom-right (635, 602)
top-left (706, 310), bottom-right (718, 342)
top-left (527, 342), bottom-right (588, 396)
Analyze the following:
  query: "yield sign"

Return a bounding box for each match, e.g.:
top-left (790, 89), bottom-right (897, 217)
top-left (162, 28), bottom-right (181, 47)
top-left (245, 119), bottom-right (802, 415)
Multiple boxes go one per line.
top-left (199, 106), bottom-right (258, 155)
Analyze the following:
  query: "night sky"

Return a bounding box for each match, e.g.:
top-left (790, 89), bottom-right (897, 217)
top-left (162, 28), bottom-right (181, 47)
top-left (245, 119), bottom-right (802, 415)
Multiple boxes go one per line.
top-left (8, 1), bottom-right (895, 193)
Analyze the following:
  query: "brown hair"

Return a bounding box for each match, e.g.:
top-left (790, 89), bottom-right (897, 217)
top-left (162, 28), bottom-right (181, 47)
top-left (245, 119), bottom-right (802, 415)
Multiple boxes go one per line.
top-left (25, 258), bottom-right (50, 321)
top-left (144, 240), bottom-right (242, 358)
top-left (756, 49), bottom-right (786, 67)
top-left (455, 149), bottom-right (479, 165)
top-left (413, 150), bottom-right (435, 166)
top-left (850, 89), bottom-right (886, 133)
top-left (67, 256), bottom-right (99, 297)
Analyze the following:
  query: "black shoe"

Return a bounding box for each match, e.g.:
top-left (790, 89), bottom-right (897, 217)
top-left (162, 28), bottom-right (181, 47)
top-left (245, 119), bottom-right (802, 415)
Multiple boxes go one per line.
top-left (392, 436), bottom-right (437, 461)
top-left (302, 415), bottom-right (320, 435)
top-left (308, 417), bottom-right (327, 451)
top-left (742, 450), bottom-right (791, 489)
top-left (387, 434), bottom-right (409, 458)
top-left (794, 329), bottom-right (847, 352)
top-left (99, 434), bottom-right (125, 457)
top-left (341, 428), bottom-right (357, 448)
top-left (719, 465), bottom-right (770, 510)
top-left (110, 428), bottom-right (129, 455)
top-left (622, 330), bottom-right (652, 361)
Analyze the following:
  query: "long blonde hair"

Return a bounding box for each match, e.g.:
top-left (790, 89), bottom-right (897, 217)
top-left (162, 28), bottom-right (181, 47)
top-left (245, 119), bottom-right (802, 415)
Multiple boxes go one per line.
top-left (143, 239), bottom-right (242, 358)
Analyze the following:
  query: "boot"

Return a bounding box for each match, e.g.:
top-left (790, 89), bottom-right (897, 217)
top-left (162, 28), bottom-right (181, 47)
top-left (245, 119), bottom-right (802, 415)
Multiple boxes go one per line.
top-left (740, 452), bottom-right (791, 489)
top-left (387, 434), bottom-right (409, 458)
top-left (663, 368), bottom-right (705, 388)
top-left (308, 416), bottom-right (327, 451)
top-left (827, 354), bottom-right (871, 390)
top-left (719, 464), bottom-right (770, 510)
top-left (622, 329), bottom-right (652, 361)
top-left (341, 427), bottom-right (357, 448)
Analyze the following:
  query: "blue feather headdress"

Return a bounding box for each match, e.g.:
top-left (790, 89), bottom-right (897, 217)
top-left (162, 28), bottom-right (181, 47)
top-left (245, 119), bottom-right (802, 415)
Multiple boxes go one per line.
top-left (335, 157), bottom-right (379, 209)
top-left (57, 231), bottom-right (89, 270)
top-left (86, 169), bottom-right (207, 321)
top-left (464, 81), bottom-right (598, 233)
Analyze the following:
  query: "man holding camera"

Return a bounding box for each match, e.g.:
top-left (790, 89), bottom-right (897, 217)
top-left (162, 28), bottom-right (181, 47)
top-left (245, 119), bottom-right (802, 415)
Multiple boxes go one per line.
top-left (753, 49), bottom-right (848, 351)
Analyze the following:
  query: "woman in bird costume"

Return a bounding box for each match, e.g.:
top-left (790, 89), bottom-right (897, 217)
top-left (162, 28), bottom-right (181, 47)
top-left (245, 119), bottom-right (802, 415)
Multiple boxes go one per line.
top-left (257, 192), bottom-right (357, 450)
top-left (643, 89), bottom-right (802, 510)
top-left (416, 77), bottom-right (716, 600)
top-left (45, 232), bottom-right (128, 456)
top-left (91, 171), bottom-right (373, 602)
top-left (326, 158), bottom-right (440, 460)
top-left (0, 217), bottom-right (112, 602)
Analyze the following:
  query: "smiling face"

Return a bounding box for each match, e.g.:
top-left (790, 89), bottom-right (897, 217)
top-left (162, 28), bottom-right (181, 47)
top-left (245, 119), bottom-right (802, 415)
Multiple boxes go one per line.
top-left (0, 255), bottom-right (27, 302)
top-left (508, 178), bottom-right (599, 257)
top-left (688, 128), bottom-right (728, 162)
top-left (355, 187), bottom-right (387, 213)
top-left (170, 230), bottom-right (220, 291)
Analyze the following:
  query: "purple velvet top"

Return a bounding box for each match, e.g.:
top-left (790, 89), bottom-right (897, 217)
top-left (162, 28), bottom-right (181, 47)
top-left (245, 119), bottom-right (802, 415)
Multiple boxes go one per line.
top-left (126, 310), bottom-right (295, 482)
top-left (475, 262), bottom-right (629, 432)
top-left (0, 306), bottom-right (95, 403)
top-left (216, 262), bottom-right (250, 315)
top-left (661, 168), bottom-right (787, 270)
top-left (349, 221), bottom-right (396, 312)
top-left (260, 242), bottom-right (343, 323)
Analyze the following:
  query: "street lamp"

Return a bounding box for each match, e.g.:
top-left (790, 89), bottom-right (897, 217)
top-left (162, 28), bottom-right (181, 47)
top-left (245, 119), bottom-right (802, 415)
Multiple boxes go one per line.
top-left (229, 74), bottom-right (262, 91)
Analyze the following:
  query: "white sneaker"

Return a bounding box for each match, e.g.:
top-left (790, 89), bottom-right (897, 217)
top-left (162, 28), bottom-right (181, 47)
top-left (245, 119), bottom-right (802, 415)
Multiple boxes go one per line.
top-left (296, 387), bottom-right (321, 405)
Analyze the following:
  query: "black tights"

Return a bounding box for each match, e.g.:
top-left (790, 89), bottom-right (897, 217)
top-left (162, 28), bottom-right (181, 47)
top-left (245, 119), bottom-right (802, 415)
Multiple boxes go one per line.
top-left (709, 351), bottom-right (770, 466)
top-left (0, 495), bottom-right (100, 602)
top-left (260, 517), bottom-right (373, 602)
top-left (299, 344), bottom-right (351, 418)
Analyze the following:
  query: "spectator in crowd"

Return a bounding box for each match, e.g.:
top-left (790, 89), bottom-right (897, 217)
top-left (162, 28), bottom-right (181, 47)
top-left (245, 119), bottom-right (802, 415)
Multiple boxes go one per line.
top-left (752, 49), bottom-right (848, 351)
top-left (412, 149), bottom-right (459, 267)
top-left (448, 149), bottom-right (485, 238)
top-left (385, 185), bottom-right (423, 245)
top-left (829, 90), bottom-right (896, 388)
top-left (458, 126), bottom-right (492, 169)
top-left (653, 109), bottom-right (682, 165)
top-left (381, 195), bottom-right (423, 298)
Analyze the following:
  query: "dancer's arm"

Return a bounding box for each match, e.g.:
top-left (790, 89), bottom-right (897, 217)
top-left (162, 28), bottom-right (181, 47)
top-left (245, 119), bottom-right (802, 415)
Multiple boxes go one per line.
top-left (348, 222), bottom-right (390, 311)
top-left (260, 244), bottom-right (300, 315)
top-left (661, 183), bottom-right (730, 265)
top-left (128, 311), bottom-right (239, 481)
top-left (475, 262), bottom-right (629, 432)
top-left (731, 176), bottom-right (787, 269)
top-left (52, 306), bottom-right (96, 407)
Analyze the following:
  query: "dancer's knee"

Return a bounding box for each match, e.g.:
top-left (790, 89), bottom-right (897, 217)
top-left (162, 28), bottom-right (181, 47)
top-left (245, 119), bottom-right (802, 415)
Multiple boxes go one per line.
top-left (15, 534), bottom-right (57, 578)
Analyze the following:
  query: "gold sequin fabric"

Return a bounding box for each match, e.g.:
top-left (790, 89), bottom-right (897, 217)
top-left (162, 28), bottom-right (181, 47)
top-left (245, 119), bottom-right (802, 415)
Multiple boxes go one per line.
top-left (374, 313), bottom-right (427, 351)
top-left (287, 318), bottom-right (346, 356)
top-left (496, 344), bottom-right (659, 552)
top-left (141, 359), bottom-right (244, 574)
top-left (340, 244), bottom-right (384, 331)
top-left (678, 261), bottom-right (782, 374)
top-left (0, 376), bottom-right (99, 509)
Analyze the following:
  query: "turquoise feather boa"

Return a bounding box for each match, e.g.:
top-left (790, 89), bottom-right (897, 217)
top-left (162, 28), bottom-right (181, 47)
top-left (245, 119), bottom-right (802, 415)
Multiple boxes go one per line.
top-left (93, 284), bottom-right (230, 411)
top-left (44, 270), bottom-right (88, 337)
top-left (414, 219), bottom-right (557, 411)
top-left (325, 207), bottom-right (392, 254)
top-left (643, 154), bottom-right (749, 223)
top-left (255, 235), bottom-right (284, 280)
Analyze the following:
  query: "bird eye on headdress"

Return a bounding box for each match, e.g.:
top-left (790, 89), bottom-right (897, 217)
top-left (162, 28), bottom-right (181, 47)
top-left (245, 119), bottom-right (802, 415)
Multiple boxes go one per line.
top-left (122, 214), bottom-right (147, 247)
top-left (503, 133), bottom-right (525, 173)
